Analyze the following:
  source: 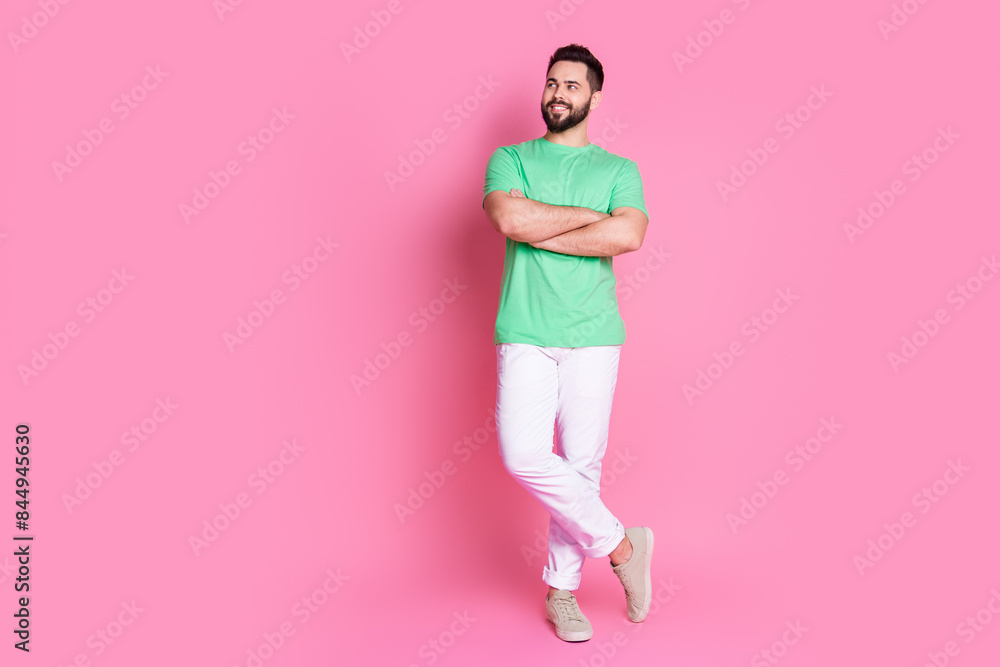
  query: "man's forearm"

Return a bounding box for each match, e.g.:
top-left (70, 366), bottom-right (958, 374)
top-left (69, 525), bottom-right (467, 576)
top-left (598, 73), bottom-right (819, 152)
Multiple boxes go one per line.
top-left (498, 196), bottom-right (609, 244)
top-left (530, 216), bottom-right (640, 257)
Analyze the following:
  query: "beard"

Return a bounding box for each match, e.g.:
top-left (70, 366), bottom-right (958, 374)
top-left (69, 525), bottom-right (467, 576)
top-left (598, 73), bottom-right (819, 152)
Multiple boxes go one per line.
top-left (541, 99), bottom-right (591, 133)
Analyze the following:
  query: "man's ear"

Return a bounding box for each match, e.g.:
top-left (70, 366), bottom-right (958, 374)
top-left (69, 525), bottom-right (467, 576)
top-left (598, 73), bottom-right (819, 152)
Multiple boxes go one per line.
top-left (590, 90), bottom-right (603, 111)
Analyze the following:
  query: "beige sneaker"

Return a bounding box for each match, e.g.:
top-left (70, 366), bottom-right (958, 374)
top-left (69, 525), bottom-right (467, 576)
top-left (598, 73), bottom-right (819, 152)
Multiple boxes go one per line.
top-left (545, 589), bottom-right (593, 642)
top-left (611, 526), bottom-right (654, 622)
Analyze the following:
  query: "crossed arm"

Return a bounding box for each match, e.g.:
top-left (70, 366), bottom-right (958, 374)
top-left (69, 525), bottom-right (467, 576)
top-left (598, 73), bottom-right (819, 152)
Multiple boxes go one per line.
top-left (483, 189), bottom-right (647, 257)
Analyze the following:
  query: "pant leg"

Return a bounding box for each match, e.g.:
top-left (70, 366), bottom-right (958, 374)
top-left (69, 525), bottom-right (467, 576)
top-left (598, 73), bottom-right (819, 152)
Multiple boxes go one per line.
top-left (495, 343), bottom-right (624, 579)
top-left (544, 344), bottom-right (625, 590)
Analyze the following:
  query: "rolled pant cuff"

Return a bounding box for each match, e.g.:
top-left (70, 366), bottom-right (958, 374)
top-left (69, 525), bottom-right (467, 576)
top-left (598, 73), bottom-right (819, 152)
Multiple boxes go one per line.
top-left (543, 567), bottom-right (582, 591)
top-left (583, 521), bottom-right (626, 559)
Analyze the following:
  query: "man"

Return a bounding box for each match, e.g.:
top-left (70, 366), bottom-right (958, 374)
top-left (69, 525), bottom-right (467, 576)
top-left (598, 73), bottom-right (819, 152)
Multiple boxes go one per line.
top-left (481, 44), bottom-right (653, 642)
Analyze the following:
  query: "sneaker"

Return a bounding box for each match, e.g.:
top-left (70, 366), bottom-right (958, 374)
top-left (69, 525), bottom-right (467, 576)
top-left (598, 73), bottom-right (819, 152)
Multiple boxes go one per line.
top-left (611, 526), bottom-right (654, 622)
top-left (545, 589), bottom-right (593, 642)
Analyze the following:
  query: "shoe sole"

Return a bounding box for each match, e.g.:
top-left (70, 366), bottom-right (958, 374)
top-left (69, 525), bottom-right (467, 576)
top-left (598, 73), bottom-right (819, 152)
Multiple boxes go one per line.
top-left (555, 628), bottom-right (593, 642)
top-left (631, 526), bottom-right (654, 623)
top-left (547, 610), bottom-right (593, 642)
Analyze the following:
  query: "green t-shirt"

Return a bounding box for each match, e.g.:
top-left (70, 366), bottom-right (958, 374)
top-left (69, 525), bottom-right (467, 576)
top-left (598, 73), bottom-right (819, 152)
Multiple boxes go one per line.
top-left (482, 137), bottom-right (648, 347)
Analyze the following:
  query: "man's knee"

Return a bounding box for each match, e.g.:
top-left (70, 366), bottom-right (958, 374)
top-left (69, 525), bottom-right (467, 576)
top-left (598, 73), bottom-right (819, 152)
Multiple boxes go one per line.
top-left (500, 447), bottom-right (553, 479)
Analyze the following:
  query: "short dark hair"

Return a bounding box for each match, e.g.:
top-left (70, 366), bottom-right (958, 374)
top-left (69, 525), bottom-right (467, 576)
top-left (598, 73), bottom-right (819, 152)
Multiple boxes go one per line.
top-left (547, 44), bottom-right (604, 94)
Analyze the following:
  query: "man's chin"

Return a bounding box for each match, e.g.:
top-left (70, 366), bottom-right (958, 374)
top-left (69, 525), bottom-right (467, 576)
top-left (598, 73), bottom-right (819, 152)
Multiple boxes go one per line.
top-left (546, 122), bottom-right (579, 134)
top-left (545, 112), bottom-right (588, 134)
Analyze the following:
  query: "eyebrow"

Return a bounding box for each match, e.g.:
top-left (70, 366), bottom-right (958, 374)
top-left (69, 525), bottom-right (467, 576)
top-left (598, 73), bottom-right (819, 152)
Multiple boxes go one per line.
top-left (547, 78), bottom-right (581, 85)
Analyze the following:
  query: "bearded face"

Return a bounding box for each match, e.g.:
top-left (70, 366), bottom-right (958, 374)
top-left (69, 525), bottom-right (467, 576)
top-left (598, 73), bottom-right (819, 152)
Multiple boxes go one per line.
top-left (541, 97), bottom-right (591, 134)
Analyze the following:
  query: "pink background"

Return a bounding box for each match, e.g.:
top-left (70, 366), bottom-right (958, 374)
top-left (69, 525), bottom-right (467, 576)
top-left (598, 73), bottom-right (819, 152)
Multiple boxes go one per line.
top-left (3, 1), bottom-right (999, 665)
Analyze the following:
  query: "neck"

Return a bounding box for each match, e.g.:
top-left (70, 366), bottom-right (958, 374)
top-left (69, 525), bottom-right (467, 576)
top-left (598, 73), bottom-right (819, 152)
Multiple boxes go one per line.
top-left (543, 124), bottom-right (590, 148)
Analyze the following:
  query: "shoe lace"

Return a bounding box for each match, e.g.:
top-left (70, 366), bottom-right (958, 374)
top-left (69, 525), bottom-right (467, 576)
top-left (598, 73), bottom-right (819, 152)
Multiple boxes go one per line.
top-left (554, 595), bottom-right (585, 622)
top-left (614, 567), bottom-right (636, 600)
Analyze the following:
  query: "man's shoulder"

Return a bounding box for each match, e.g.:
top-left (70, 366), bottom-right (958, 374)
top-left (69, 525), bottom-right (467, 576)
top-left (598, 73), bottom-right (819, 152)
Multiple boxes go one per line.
top-left (492, 138), bottom-right (543, 154)
top-left (589, 143), bottom-right (638, 168)
top-left (486, 141), bottom-right (530, 168)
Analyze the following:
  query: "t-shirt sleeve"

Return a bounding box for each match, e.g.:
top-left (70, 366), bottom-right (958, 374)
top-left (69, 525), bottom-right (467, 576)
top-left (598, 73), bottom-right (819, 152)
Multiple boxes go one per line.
top-left (483, 146), bottom-right (522, 206)
top-left (608, 159), bottom-right (648, 218)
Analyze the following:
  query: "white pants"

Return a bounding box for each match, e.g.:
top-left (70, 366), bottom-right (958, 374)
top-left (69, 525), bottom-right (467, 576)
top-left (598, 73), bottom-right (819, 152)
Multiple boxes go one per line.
top-left (495, 343), bottom-right (626, 591)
